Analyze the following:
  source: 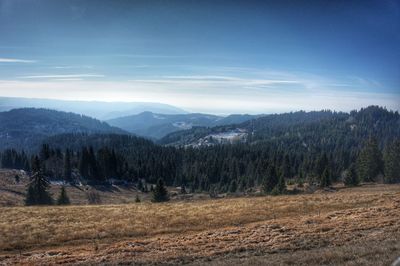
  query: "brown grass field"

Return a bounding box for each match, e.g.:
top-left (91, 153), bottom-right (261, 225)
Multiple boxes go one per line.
top-left (0, 169), bottom-right (400, 265)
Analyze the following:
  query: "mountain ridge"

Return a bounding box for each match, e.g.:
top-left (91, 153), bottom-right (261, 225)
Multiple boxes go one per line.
top-left (0, 97), bottom-right (187, 120)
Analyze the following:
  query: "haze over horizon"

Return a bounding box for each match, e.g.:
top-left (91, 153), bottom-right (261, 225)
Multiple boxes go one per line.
top-left (0, 0), bottom-right (399, 114)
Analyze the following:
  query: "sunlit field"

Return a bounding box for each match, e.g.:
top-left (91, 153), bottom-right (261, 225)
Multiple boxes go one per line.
top-left (1, 183), bottom-right (399, 265)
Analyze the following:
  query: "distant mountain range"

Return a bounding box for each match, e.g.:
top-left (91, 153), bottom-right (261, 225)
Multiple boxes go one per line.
top-left (0, 97), bottom-right (187, 120)
top-left (0, 108), bottom-right (125, 150)
top-left (107, 112), bottom-right (262, 139)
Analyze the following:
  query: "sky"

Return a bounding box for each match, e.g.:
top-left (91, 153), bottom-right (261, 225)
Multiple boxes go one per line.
top-left (0, 0), bottom-right (399, 114)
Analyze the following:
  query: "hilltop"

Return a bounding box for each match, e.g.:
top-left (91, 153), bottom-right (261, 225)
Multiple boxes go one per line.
top-left (0, 108), bottom-right (126, 151)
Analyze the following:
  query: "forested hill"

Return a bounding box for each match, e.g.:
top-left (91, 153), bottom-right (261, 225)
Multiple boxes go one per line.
top-left (0, 108), bottom-right (127, 151)
top-left (43, 133), bottom-right (156, 153)
top-left (1, 106), bottom-right (399, 192)
top-left (159, 106), bottom-right (400, 147)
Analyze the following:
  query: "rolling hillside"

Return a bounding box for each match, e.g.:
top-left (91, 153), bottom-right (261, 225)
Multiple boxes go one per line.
top-left (0, 108), bottom-right (127, 151)
top-left (159, 106), bottom-right (400, 147)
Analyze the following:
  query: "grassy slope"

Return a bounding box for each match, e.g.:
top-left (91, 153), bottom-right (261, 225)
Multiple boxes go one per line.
top-left (0, 183), bottom-right (399, 265)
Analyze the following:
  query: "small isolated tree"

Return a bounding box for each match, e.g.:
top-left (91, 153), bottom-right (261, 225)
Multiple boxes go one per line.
top-left (343, 164), bottom-right (359, 187)
top-left (152, 178), bottom-right (169, 202)
top-left (135, 194), bottom-right (141, 203)
top-left (25, 157), bottom-right (53, 206)
top-left (57, 186), bottom-right (71, 205)
top-left (320, 168), bottom-right (331, 188)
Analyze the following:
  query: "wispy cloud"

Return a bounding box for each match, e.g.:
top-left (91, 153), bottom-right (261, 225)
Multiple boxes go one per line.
top-left (54, 65), bottom-right (93, 69)
top-left (19, 74), bottom-right (104, 79)
top-left (0, 58), bottom-right (36, 63)
top-left (50, 78), bottom-right (84, 81)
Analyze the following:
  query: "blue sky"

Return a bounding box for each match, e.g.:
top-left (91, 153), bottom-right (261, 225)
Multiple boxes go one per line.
top-left (0, 0), bottom-right (399, 114)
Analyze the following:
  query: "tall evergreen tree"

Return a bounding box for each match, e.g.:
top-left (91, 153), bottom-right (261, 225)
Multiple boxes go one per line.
top-left (263, 165), bottom-right (279, 193)
top-left (273, 174), bottom-right (286, 194)
top-left (357, 137), bottom-right (383, 182)
top-left (57, 186), bottom-right (71, 205)
top-left (63, 149), bottom-right (72, 182)
top-left (383, 140), bottom-right (400, 183)
top-left (25, 157), bottom-right (53, 206)
top-left (281, 154), bottom-right (291, 178)
top-left (343, 163), bottom-right (359, 187)
top-left (229, 179), bottom-right (238, 193)
top-left (152, 178), bottom-right (169, 202)
top-left (320, 168), bottom-right (331, 188)
top-left (315, 153), bottom-right (329, 178)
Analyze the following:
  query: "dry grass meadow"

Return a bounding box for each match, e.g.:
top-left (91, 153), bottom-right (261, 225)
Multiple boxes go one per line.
top-left (0, 169), bottom-right (399, 265)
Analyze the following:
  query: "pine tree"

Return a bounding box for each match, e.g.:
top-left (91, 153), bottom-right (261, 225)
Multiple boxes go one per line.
top-left (79, 147), bottom-right (89, 178)
top-left (152, 178), bottom-right (169, 202)
top-left (229, 179), bottom-right (237, 193)
top-left (315, 153), bottom-right (328, 178)
top-left (281, 154), bottom-right (291, 178)
top-left (276, 174), bottom-right (286, 193)
top-left (57, 186), bottom-right (70, 205)
top-left (383, 140), bottom-right (400, 183)
top-left (343, 163), bottom-right (359, 186)
top-left (271, 174), bottom-right (286, 195)
top-left (25, 157), bottom-right (53, 206)
top-left (64, 149), bottom-right (72, 182)
top-left (357, 137), bottom-right (383, 182)
top-left (263, 165), bottom-right (279, 193)
top-left (320, 168), bottom-right (331, 188)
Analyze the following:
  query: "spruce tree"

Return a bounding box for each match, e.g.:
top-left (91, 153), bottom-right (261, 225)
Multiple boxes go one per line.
top-left (64, 149), bottom-right (72, 182)
top-left (320, 168), bottom-right (331, 188)
top-left (315, 153), bottom-right (328, 178)
top-left (57, 186), bottom-right (71, 205)
top-left (152, 178), bottom-right (169, 202)
top-left (383, 140), bottom-right (400, 183)
top-left (229, 179), bottom-right (237, 193)
top-left (263, 165), bottom-right (279, 193)
top-left (276, 174), bottom-right (286, 194)
top-left (343, 163), bottom-right (359, 187)
top-left (357, 137), bottom-right (383, 182)
top-left (25, 157), bottom-right (53, 206)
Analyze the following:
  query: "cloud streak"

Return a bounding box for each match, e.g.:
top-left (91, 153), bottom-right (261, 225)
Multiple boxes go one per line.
top-left (19, 74), bottom-right (104, 79)
top-left (0, 58), bottom-right (36, 63)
